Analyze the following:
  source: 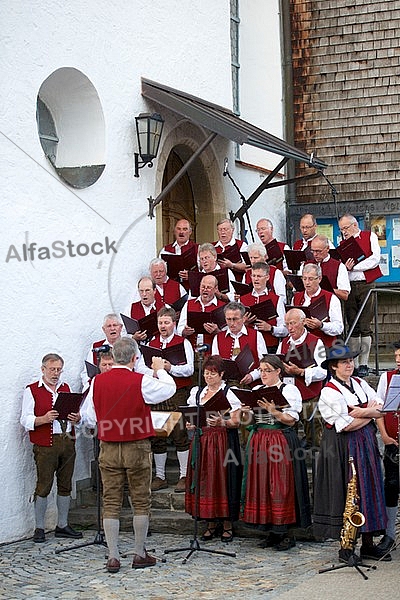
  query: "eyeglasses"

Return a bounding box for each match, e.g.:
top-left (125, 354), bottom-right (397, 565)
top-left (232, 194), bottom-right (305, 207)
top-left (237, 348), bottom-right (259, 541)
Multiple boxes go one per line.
top-left (43, 367), bottom-right (63, 373)
top-left (339, 223), bottom-right (355, 232)
top-left (259, 368), bottom-right (278, 374)
top-left (300, 224), bottom-right (315, 230)
top-left (301, 276), bottom-right (319, 281)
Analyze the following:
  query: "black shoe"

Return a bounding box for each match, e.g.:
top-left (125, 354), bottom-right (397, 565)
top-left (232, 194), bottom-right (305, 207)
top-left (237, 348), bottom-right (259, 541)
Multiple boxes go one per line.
top-left (376, 535), bottom-right (396, 553)
top-left (357, 365), bottom-right (369, 378)
top-left (360, 544), bottom-right (392, 561)
top-left (55, 525), bottom-right (83, 539)
top-left (338, 548), bottom-right (362, 565)
top-left (273, 536), bottom-right (296, 551)
top-left (33, 528), bottom-right (45, 543)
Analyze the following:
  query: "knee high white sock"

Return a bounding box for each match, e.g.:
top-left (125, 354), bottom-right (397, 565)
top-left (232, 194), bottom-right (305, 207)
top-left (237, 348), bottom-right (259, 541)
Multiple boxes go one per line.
top-left (348, 336), bottom-right (361, 367)
top-left (154, 452), bottom-right (167, 480)
top-left (359, 336), bottom-right (372, 366)
top-left (386, 505), bottom-right (398, 540)
top-left (34, 496), bottom-right (48, 530)
top-left (56, 495), bottom-right (70, 529)
top-left (177, 450), bottom-right (189, 478)
top-left (103, 518), bottom-right (120, 560)
top-left (133, 515), bottom-right (149, 557)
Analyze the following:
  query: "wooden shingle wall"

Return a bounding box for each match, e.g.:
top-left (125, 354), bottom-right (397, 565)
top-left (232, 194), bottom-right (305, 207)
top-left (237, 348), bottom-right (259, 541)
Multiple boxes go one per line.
top-left (289, 0), bottom-right (400, 204)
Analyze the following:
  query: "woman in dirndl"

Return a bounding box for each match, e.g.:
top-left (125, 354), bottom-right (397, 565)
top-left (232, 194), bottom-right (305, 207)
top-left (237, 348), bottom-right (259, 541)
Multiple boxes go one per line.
top-left (184, 355), bottom-right (242, 542)
top-left (240, 354), bottom-right (311, 550)
top-left (313, 344), bottom-right (391, 563)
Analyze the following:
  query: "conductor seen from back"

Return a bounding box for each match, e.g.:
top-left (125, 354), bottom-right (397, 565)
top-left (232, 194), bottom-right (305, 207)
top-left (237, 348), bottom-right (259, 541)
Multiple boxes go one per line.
top-left (80, 337), bottom-right (176, 573)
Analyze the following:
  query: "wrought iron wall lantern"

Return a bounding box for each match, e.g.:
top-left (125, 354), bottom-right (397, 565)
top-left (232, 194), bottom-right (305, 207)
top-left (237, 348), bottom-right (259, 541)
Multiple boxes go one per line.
top-left (134, 112), bottom-right (164, 177)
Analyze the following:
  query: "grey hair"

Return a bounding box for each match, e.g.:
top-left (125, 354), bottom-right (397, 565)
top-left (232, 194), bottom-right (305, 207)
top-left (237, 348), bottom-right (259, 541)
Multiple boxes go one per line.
top-left (302, 263), bottom-right (322, 278)
top-left (198, 242), bottom-right (217, 258)
top-left (247, 242), bottom-right (267, 257)
top-left (112, 337), bottom-right (138, 365)
top-left (102, 313), bottom-right (122, 326)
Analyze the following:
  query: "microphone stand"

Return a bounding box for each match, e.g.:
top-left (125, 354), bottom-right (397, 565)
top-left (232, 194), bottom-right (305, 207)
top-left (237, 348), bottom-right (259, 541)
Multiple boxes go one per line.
top-left (55, 435), bottom-right (107, 555)
top-left (163, 348), bottom-right (236, 563)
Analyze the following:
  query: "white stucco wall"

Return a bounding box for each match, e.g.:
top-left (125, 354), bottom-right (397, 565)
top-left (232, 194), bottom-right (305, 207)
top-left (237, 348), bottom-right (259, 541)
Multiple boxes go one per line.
top-left (0, 0), bottom-right (286, 542)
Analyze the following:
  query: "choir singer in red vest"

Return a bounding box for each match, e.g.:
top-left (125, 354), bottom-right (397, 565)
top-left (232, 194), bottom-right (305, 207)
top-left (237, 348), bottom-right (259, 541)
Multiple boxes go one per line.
top-left (338, 213), bottom-right (382, 377)
top-left (20, 353), bottom-right (83, 544)
top-left (80, 337), bottom-right (176, 572)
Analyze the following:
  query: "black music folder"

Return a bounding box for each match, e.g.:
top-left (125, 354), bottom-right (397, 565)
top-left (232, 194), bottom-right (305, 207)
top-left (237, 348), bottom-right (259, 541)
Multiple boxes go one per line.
top-left (265, 239), bottom-right (284, 265)
top-left (140, 342), bottom-right (187, 368)
top-left (222, 345), bottom-right (255, 381)
top-left (284, 249), bottom-right (308, 272)
top-left (161, 245), bottom-right (197, 280)
top-left (246, 299), bottom-right (278, 322)
top-left (188, 269), bottom-right (229, 297)
top-left (231, 280), bottom-right (253, 296)
top-left (381, 374), bottom-right (400, 412)
top-left (85, 361), bottom-right (100, 379)
top-left (120, 312), bottom-right (159, 339)
top-left (277, 344), bottom-right (316, 369)
top-left (231, 386), bottom-right (289, 409)
top-left (180, 389), bottom-right (232, 428)
top-left (217, 244), bottom-right (242, 265)
top-left (336, 237), bottom-right (365, 265)
top-left (171, 293), bottom-right (189, 313)
top-left (320, 275), bottom-right (334, 293)
top-left (187, 305), bottom-right (226, 333)
top-left (289, 295), bottom-right (329, 322)
top-left (285, 273), bottom-right (305, 292)
top-left (53, 392), bottom-right (84, 420)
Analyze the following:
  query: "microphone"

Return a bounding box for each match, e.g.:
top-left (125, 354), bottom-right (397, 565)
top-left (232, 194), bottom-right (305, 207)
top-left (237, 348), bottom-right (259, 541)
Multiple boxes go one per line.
top-left (93, 344), bottom-right (111, 353)
top-left (223, 157), bottom-right (229, 176)
top-left (195, 344), bottom-right (210, 353)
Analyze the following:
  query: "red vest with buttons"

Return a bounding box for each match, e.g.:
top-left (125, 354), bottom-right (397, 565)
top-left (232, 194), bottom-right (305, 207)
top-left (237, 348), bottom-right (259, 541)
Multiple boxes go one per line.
top-left (241, 290), bottom-right (279, 348)
top-left (215, 327), bottom-right (260, 369)
top-left (130, 298), bottom-right (163, 320)
top-left (163, 240), bottom-right (198, 255)
top-left (186, 298), bottom-right (226, 350)
top-left (149, 333), bottom-right (192, 389)
top-left (280, 333), bottom-right (323, 401)
top-left (293, 289), bottom-right (337, 348)
top-left (27, 381), bottom-right (71, 446)
top-left (154, 278), bottom-right (183, 306)
top-left (383, 370), bottom-right (400, 439)
top-left (93, 369), bottom-right (155, 441)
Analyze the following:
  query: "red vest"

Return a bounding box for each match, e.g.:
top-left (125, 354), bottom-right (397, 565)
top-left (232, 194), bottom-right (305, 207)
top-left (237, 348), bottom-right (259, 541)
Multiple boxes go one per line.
top-left (349, 230), bottom-right (383, 283)
top-left (241, 290), bottom-right (279, 348)
top-left (27, 381), bottom-right (71, 446)
top-left (186, 298), bottom-right (226, 350)
top-left (130, 298), bottom-right (163, 320)
top-left (154, 278), bottom-right (182, 306)
top-left (383, 370), bottom-right (400, 439)
top-left (215, 327), bottom-right (260, 369)
top-left (293, 289), bottom-right (337, 348)
top-left (213, 239), bottom-right (245, 253)
top-left (149, 333), bottom-right (192, 389)
top-left (163, 240), bottom-right (198, 255)
top-left (293, 239), bottom-right (310, 251)
top-left (93, 369), bottom-right (154, 441)
top-left (92, 339), bottom-right (106, 366)
top-left (320, 257), bottom-right (341, 289)
top-left (280, 333), bottom-right (323, 401)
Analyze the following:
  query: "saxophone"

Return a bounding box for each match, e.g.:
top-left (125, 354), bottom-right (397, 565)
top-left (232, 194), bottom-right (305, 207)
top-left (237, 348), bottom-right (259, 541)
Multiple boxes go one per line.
top-left (340, 456), bottom-right (366, 550)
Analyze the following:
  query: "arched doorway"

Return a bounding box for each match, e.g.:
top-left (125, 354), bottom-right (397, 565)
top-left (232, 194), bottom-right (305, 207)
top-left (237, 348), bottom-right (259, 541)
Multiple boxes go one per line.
top-left (161, 150), bottom-right (196, 245)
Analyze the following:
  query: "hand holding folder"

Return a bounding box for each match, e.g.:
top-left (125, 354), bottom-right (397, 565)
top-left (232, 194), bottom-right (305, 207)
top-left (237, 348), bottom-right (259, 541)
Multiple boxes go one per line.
top-left (53, 392), bottom-right (84, 420)
top-left (180, 389), bottom-right (231, 428)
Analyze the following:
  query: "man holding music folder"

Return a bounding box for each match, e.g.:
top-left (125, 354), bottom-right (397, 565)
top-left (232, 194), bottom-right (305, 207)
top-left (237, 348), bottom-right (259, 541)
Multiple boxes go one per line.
top-left (20, 353), bottom-right (83, 543)
top-left (277, 308), bottom-right (327, 448)
top-left (140, 306), bottom-right (194, 493)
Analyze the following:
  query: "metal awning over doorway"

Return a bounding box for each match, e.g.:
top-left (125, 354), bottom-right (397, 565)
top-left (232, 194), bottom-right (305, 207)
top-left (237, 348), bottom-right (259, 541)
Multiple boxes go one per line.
top-left (141, 77), bottom-right (327, 219)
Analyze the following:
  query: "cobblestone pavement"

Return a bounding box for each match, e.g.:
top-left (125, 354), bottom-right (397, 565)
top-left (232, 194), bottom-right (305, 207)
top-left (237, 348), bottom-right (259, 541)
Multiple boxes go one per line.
top-left (0, 531), bottom-right (398, 600)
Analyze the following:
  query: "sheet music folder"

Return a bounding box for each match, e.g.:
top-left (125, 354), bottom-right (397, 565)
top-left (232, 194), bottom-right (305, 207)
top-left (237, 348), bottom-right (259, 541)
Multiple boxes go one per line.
top-left (336, 237), bottom-right (365, 265)
top-left (231, 386), bottom-right (289, 409)
top-left (85, 361), bottom-right (100, 379)
top-left (53, 392), bottom-right (84, 420)
top-left (380, 374), bottom-right (400, 412)
top-left (188, 269), bottom-right (229, 297)
top-left (187, 305), bottom-right (226, 333)
top-left (246, 299), bottom-right (278, 321)
top-left (140, 343), bottom-right (186, 367)
top-left (180, 390), bottom-right (231, 428)
top-left (222, 345), bottom-right (255, 381)
top-left (161, 246), bottom-right (197, 280)
top-left (265, 239), bottom-right (284, 264)
top-left (120, 312), bottom-right (159, 339)
top-left (289, 295), bottom-right (329, 322)
top-left (277, 345), bottom-right (316, 369)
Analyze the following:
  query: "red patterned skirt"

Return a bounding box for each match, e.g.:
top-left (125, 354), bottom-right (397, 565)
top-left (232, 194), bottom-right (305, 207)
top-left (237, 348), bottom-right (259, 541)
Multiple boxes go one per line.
top-left (241, 426), bottom-right (296, 526)
top-left (185, 426), bottom-right (242, 520)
